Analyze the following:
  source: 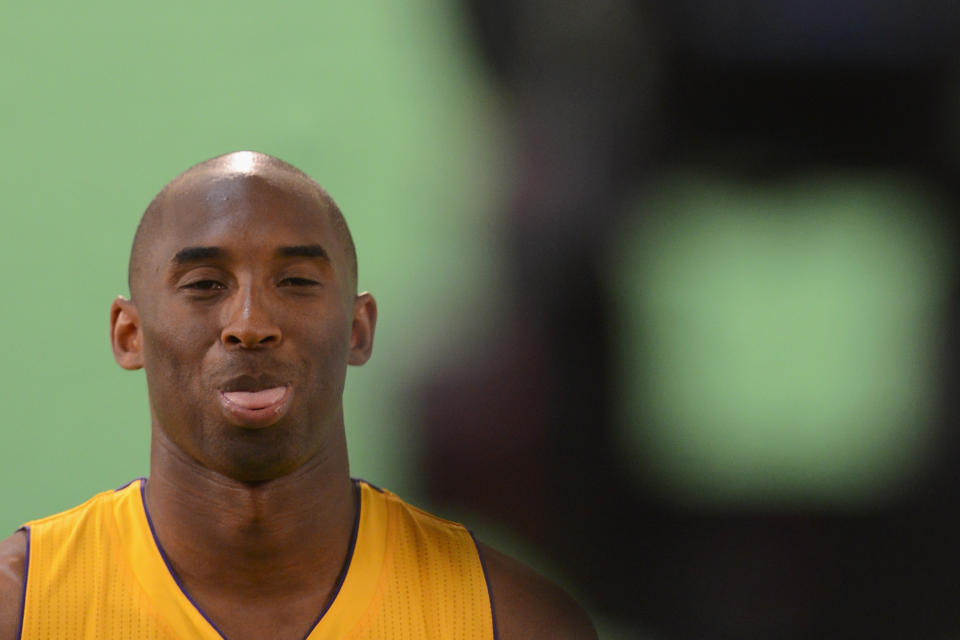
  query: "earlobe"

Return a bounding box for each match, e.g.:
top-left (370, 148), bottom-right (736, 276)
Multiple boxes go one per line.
top-left (110, 296), bottom-right (144, 370)
top-left (348, 292), bottom-right (377, 366)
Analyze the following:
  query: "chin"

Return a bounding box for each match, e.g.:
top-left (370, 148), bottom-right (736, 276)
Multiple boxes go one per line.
top-left (208, 428), bottom-right (309, 484)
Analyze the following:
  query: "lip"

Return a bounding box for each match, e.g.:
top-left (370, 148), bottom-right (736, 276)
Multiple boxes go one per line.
top-left (220, 373), bottom-right (287, 393)
top-left (218, 385), bottom-right (292, 428)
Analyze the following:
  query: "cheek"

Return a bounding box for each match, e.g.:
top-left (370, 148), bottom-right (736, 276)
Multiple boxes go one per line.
top-left (295, 321), bottom-right (353, 393)
top-left (141, 324), bottom-right (213, 400)
top-left (301, 335), bottom-right (348, 386)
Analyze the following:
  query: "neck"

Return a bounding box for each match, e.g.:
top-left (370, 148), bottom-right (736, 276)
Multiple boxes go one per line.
top-left (145, 427), bottom-right (356, 600)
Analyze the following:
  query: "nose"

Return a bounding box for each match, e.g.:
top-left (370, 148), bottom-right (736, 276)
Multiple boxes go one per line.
top-left (220, 283), bottom-right (281, 349)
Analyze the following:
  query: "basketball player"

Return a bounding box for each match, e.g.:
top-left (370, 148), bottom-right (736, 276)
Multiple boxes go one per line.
top-left (0, 152), bottom-right (596, 639)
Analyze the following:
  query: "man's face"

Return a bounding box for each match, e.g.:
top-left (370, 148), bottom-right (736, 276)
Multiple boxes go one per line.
top-left (124, 169), bottom-right (370, 482)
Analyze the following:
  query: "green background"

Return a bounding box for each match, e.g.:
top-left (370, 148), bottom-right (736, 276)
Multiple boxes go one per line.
top-left (0, 3), bottom-right (502, 543)
top-left (2, 3), bottom-right (953, 637)
top-left (2, 0), bottom-right (627, 632)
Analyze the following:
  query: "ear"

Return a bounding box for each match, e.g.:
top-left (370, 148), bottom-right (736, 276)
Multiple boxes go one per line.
top-left (348, 292), bottom-right (377, 366)
top-left (110, 296), bottom-right (144, 370)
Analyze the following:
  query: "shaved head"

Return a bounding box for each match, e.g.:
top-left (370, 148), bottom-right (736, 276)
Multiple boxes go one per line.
top-left (111, 150), bottom-right (377, 484)
top-left (129, 151), bottom-right (356, 302)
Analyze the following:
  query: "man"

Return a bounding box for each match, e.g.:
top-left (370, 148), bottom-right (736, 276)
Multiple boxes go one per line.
top-left (0, 151), bottom-right (596, 639)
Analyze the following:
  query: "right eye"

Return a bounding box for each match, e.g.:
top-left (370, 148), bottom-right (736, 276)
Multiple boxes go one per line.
top-left (181, 280), bottom-right (225, 290)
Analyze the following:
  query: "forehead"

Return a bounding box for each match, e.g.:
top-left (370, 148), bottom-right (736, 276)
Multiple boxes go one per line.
top-left (154, 171), bottom-right (340, 256)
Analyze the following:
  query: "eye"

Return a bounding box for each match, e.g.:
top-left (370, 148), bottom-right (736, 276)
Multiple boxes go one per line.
top-left (181, 279), bottom-right (226, 291)
top-left (279, 277), bottom-right (320, 287)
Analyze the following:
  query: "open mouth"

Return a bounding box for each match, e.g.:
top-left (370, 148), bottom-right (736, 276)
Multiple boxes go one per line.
top-left (222, 387), bottom-right (287, 410)
top-left (218, 376), bottom-right (292, 428)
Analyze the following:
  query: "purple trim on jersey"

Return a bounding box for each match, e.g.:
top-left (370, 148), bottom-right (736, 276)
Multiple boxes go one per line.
top-left (297, 479), bottom-right (363, 639)
top-left (115, 477), bottom-right (145, 492)
top-left (139, 479), bottom-right (230, 640)
top-left (468, 529), bottom-right (500, 640)
top-left (15, 526), bottom-right (30, 640)
top-left (353, 477), bottom-right (384, 493)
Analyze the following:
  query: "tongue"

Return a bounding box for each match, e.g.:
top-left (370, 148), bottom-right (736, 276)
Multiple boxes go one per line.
top-left (223, 387), bottom-right (286, 410)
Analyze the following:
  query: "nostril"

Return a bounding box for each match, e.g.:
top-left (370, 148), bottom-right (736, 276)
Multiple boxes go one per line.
top-left (222, 331), bottom-right (280, 347)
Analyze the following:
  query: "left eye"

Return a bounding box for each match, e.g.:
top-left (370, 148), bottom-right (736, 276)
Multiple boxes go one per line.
top-left (279, 277), bottom-right (319, 287)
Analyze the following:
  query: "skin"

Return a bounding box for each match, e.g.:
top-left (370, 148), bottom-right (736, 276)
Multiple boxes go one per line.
top-left (0, 151), bottom-right (596, 640)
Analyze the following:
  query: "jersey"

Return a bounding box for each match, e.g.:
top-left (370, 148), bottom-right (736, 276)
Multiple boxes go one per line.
top-left (16, 478), bottom-right (496, 639)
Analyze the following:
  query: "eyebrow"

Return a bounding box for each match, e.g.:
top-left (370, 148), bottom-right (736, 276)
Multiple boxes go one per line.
top-left (275, 245), bottom-right (330, 262)
top-left (170, 245), bottom-right (331, 267)
top-left (171, 246), bottom-right (225, 265)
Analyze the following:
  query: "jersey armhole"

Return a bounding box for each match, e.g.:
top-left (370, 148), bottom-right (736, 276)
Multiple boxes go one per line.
top-left (15, 526), bottom-right (30, 640)
top-left (467, 530), bottom-right (499, 640)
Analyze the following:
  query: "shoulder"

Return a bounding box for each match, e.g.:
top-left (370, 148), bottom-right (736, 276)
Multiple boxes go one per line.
top-left (373, 486), bottom-right (596, 638)
top-left (477, 542), bottom-right (597, 640)
top-left (0, 530), bottom-right (27, 640)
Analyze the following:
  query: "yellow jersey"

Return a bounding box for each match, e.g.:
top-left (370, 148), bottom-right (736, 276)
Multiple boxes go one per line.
top-left (18, 478), bottom-right (495, 639)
